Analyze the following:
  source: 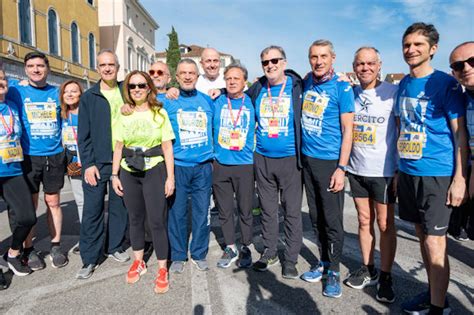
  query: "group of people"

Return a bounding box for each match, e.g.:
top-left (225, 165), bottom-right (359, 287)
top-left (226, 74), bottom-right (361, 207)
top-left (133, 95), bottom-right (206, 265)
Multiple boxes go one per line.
top-left (0, 21), bottom-right (472, 314)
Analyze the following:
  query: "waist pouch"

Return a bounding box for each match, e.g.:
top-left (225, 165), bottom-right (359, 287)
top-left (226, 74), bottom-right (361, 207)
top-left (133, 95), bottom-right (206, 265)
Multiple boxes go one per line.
top-left (122, 145), bottom-right (163, 171)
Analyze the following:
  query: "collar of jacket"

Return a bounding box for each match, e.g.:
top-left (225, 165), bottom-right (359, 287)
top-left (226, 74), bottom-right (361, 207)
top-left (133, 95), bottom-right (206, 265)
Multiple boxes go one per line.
top-left (179, 88), bottom-right (197, 97)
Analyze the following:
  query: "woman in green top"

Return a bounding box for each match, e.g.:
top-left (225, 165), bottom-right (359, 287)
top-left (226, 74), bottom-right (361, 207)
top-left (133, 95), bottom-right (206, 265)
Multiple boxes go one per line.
top-left (111, 70), bottom-right (175, 294)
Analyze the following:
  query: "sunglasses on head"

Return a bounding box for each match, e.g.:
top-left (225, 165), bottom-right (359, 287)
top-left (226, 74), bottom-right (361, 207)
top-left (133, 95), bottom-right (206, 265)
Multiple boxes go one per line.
top-left (261, 58), bottom-right (284, 67)
top-left (450, 57), bottom-right (474, 72)
top-left (149, 69), bottom-right (166, 76)
top-left (128, 83), bottom-right (147, 90)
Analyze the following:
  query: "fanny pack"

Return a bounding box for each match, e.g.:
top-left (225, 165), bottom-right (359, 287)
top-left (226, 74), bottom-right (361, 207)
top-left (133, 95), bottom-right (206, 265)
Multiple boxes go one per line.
top-left (122, 145), bottom-right (163, 171)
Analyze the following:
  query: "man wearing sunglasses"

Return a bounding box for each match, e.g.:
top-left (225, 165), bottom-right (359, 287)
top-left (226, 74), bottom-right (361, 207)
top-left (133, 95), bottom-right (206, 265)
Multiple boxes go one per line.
top-left (148, 61), bottom-right (171, 101)
top-left (76, 49), bottom-right (130, 279)
top-left (395, 23), bottom-right (468, 315)
top-left (449, 41), bottom-right (474, 242)
top-left (196, 48), bottom-right (226, 94)
top-left (246, 46), bottom-right (304, 280)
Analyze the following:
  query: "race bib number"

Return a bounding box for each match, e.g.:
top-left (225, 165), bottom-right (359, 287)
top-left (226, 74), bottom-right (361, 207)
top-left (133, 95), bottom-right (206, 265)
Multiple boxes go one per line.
top-left (268, 118), bottom-right (279, 138)
top-left (397, 131), bottom-right (423, 160)
top-left (25, 102), bottom-right (57, 123)
top-left (229, 131), bottom-right (242, 151)
top-left (353, 123), bottom-right (376, 146)
top-left (302, 91), bottom-right (329, 118)
top-left (0, 139), bottom-right (23, 163)
top-left (177, 111), bottom-right (208, 147)
top-left (62, 126), bottom-right (77, 146)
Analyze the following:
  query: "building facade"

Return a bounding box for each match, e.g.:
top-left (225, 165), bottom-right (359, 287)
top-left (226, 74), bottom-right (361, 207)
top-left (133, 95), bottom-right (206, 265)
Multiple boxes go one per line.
top-left (98, 0), bottom-right (158, 80)
top-left (0, 0), bottom-right (100, 87)
top-left (155, 44), bottom-right (235, 76)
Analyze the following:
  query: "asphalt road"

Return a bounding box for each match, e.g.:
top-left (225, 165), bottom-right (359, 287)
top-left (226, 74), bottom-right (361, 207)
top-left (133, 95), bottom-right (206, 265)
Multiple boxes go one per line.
top-left (0, 179), bottom-right (472, 314)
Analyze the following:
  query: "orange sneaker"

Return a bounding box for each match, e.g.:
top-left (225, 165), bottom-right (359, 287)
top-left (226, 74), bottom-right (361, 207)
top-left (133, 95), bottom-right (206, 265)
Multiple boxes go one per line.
top-left (126, 260), bottom-right (147, 284)
top-left (154, 268), bottom-right (169, 294)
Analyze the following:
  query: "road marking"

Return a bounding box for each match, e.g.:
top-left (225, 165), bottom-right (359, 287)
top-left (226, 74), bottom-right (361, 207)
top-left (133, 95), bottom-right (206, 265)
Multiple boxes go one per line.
top-left (191, 263), bottom-right (212, 314)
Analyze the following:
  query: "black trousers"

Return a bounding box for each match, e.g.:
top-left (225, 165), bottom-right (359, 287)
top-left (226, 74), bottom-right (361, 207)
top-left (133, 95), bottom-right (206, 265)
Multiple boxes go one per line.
top-left (3, 175), bottom-right (37, 250)
top-left (121, 163), bottom-right (169, 260)
top-left (212, 162), bottom-right (254, 247)
top-left (254, 153), bottom-right (303, 263)
top-left (302, 155), bottom-right (344, 272)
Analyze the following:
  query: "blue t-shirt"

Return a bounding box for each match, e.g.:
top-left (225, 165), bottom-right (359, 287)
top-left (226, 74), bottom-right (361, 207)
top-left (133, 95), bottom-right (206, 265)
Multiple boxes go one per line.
top-left (255, 76), bottom-right (295, 157)
top-left (62, 113), bottom-right (79, 163)
top-left (7, 84), bottom-right (62, 156)
top-left (163, 91), bottom-right (214, 167)
top-left (395, 70), bottom-right (465, 176)
top-left (157, 93), bottom-right (166, 103)
top-left (301, 75), bottom-right (355, 160)
top-left (0, 100), bottom-right (23, 177)
top-left (466, 92), bottom-right (474, 160)
top-left (213, 94), bottom-right (255, 165)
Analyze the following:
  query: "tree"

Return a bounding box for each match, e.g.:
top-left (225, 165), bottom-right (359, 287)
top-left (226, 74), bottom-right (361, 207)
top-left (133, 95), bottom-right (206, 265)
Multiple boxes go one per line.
top-left (166, 26), bottom-right (181, 88)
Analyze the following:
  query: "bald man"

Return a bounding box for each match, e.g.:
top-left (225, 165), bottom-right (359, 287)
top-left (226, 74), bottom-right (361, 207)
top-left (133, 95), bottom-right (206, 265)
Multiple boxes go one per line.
top-left (196, 48), bottom-right (225, 93)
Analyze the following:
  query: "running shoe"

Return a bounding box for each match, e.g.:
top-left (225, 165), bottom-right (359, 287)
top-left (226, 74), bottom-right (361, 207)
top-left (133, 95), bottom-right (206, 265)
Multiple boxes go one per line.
top-left (126, 260), bottom-right (147, 284)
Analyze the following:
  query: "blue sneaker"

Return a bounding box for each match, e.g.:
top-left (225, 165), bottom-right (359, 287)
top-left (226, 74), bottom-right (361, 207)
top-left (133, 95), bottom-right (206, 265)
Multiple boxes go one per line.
top-left (300, 261), bottom-right (327, 283)
top-left (323, 270), bottom-right (342, 298)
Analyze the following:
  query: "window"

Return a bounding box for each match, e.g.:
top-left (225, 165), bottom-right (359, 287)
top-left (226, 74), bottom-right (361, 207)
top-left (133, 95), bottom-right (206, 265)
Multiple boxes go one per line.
top-left (71, 22), bottom-right (80, 63)
top-left (87, 0), bottom-right (94, 5)
top-left (88, 33), bottom-right (95, 69)
top-left (19, 0), bottom-right (32, 45)
top-left (127, 38), bottom-right (134, 71)
top-left (48, 9), bottom-right (59, 55)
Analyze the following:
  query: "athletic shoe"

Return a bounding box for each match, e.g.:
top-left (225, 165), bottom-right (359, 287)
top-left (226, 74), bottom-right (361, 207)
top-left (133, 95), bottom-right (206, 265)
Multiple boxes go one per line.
top-left (154, 268), bottom-right (169, 294)
top-left (23, 248), bottom-right (46, 271)
top-left (169, 261), bottom-right (186, 274)
top-left (237, 245), bottom-right (252, 268)
top-left (402, 292), bottom-right (451, 315)
top-left (0, 270), bottom-right (7, 290)
top-left (217, 247), bottom-right (238, 269)
top-left (126, 260), bottom-right (147, 284)
top-left (344, 265), bottom-right (378, 289)
top-left (253, 249), bottom-right (279, 272)
top-left (76, 264), bottom-right (98, 280)
top-left (454, 228), bottom-right (469, 242)
top-left (376, 273), bottom-right (395, 303)
top-left (323, 270), bottom-right (342, 298)
top-left (107, 250), bottom-right (130, 263)
top-left (300, 261), bottom-right (327, 283)
top-left (4, 253), bottom-right (32, 276)
top-left (71, 243), bottom-right (80, 255)
top-left (50, 246), bottom-right (68, 268)
top-left (191, 259), bottom-right (209, 271)
top-left (281, 261), bottom-right (299, 279)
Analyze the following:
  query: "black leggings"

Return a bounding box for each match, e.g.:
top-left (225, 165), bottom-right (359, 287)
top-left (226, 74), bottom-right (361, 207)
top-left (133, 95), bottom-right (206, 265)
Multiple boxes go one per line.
top-left (120, 163), bottom-right (169, 260)
top-left (2, 175), bottom-right (37, 250)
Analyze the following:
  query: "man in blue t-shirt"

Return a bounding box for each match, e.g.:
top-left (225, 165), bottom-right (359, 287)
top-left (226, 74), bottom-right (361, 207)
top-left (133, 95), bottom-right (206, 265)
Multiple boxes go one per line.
top-left (7, 52), bottom-right (68, 271)
top-left (164, 59), bottom-right (214, 273)
top-left (396, 23), bottom-right (468, 315)
top-left (299, 40), bottom-right (355, 299)
top-left (449, 41), bottom-right (474, 241)
top-left (245, 46), bottom-right (304, 279)
top-left (213, 63), bottom-right (255, 269)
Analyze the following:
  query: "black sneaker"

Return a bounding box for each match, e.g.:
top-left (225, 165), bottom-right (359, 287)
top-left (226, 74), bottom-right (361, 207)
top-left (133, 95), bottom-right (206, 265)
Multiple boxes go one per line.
top-left (376, 273), bottom-right (395, 303)
top-left (23, 248), bottom-right (46, 271)
top-left (0, 269), bottom-right (7, 290)
top-left (253, 249), bottom-right (279, 272)
top-left (237, 245), bottom-right (252, 268)
top-left (72, 243), bottom-right (80, 255)
top-left (4, 253), bottom-right (32, 276)
top-left (282, 261), bottom-right (299, 279)
top-left (344, 265), bottom-right (378, 289)
top-left (50, 246), bottom-right (68, 268)
top-left (454, 228), bottom-right (469, 242)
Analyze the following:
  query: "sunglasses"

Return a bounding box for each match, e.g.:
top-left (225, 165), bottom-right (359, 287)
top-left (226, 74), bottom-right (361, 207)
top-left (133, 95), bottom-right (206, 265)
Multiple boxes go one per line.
top-left (261, 58), bottom-right (284, 67)
top-left (128, 83), bottom-right (148, 90)
top-left (149, 69), bottom-right (167, 76)
top-left (450, 57), bottom-right (474, 72)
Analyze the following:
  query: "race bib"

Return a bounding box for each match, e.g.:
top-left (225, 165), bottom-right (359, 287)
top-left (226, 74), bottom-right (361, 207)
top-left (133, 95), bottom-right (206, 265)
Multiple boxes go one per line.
top-left (259, 96), bottom-right (291, 137)
top-left (62, 126), bottom-right (77, 146)
top-left (353, 123), bottom-right (376, 146)
top-left (25, 102), bottom-right (57, 123)
top-left (0, 139), bottom-right (23, 163)
top-left (268, 118), bottom-right (279, 138)
top-left (397, 131), bottom-right (424, 160)
top-left (177, 111), bottom-right (208, 148)
top-left (229, 131), bottom-right (242, 151)
top-left (302, 91), bottom-right (329, 119)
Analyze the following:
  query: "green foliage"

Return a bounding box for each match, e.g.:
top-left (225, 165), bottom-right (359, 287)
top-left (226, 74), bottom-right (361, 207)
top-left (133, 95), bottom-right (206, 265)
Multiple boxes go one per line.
top-left (166, 26), bottom-right (180, 88)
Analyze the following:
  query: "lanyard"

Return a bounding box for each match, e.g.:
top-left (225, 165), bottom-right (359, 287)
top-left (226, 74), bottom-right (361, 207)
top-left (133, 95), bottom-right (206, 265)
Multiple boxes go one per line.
top-left (267, 77), bottom-right (287, 118)
top-left (0, 107), bottom-right (14, 137)
top-left (227, 95), bottom-right (245, 129)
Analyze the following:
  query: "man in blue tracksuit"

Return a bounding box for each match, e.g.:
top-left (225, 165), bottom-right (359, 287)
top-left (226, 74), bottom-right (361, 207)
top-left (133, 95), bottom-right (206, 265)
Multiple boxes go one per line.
top-left (165, 59), bottom-right (214, 273)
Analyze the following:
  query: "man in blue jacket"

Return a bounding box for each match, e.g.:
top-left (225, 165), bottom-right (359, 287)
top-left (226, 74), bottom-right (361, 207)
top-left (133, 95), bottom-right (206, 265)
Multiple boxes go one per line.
top-left (77, 49), bottom-right (129, 279)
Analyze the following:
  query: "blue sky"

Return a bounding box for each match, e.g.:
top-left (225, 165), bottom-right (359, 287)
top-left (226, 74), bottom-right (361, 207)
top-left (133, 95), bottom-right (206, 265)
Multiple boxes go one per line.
top-left (141, 0), bottom-right (473, 80)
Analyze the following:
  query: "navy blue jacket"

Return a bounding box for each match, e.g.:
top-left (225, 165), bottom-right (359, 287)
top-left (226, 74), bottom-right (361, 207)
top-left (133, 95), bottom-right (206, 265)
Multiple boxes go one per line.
top-left (78, 80), bottom-right (123, 169)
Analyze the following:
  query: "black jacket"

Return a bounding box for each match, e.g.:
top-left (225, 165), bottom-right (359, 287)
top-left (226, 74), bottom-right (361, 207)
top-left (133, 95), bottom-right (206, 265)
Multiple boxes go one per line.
top-left (78, 80), bottom-right (124, 169)
top-left (246, 69), bottom-right (303, 169)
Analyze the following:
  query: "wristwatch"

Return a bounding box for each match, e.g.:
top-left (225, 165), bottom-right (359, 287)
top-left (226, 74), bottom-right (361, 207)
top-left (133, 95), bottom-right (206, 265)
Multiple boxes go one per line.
top-left (337, 164), bottom-right (347, 172)
top-left (110, 174), bottom-right (119, 180)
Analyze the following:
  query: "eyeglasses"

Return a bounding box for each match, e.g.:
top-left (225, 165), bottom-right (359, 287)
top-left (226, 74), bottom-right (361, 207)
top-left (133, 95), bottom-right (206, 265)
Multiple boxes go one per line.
top-left (149, 69), bottom-right (166, 76)
top-left (450, 57), bottom-right (474, 72)
top-left (261, 58), bottom-right (284, 67)
top-left (128, 83), bottom-right (147, 90)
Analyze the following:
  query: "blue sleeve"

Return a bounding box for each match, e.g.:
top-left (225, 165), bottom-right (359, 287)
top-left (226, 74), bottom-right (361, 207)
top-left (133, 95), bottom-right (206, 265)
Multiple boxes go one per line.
top-left (444, 78), bottom-right (466, 120)
top-left (338, 82), bottom-right (355, 114)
